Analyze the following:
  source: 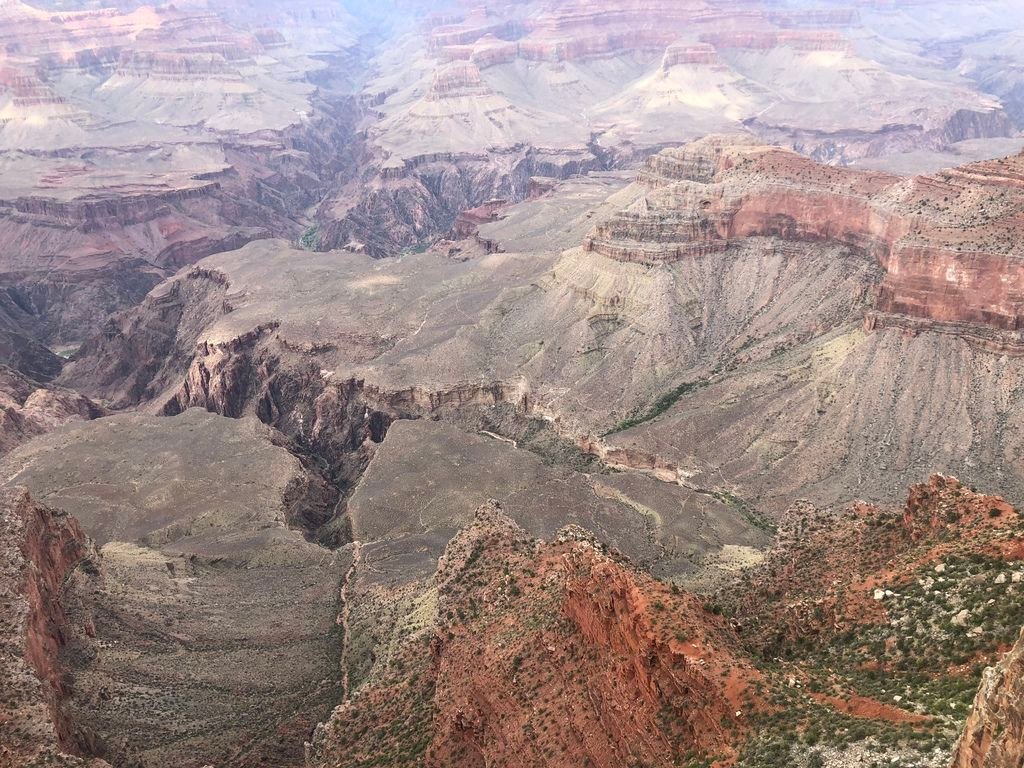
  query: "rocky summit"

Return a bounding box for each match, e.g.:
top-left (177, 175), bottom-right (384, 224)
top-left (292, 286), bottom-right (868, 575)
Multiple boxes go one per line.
top-left (2, 1), bottom-right (1024, 767)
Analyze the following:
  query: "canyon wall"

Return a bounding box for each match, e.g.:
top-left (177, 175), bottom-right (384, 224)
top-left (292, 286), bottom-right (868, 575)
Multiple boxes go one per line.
top-left (587, 136), bottom-right (1024, 338)
top-left (952, 629), bottom-right (1024, 768)
top-left (0, 485), bottom-right (108, 767)
top-left (0, 0), bottom-right (368, 345)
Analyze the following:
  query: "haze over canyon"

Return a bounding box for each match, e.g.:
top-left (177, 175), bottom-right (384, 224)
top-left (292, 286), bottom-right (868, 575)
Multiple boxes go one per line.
top-left (2, 1), bottom-right (1024, 767)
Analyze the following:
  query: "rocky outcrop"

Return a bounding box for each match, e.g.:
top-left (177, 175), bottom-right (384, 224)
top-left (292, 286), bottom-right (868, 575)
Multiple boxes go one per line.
top-left (586, 137), bottom-right (1024, 339)
top-left (0, 314), bottom-right (106, 456)
top-left (307, 501), bottom-right (757, 768)
top-left (730, 475), bottom-right (1021, 656)
top-left (953, 629), bottom-right (1024, 768)
top-left (0, 485), bottom-right (108, 767)
top-left (0, 367), bottom-right (105, 457)
top-left (427, 60), bottom-right (490, 100)
top-left (63, 266), bottom-right (234, 408)
top-left (303, 467), bottom-right (1024, 767)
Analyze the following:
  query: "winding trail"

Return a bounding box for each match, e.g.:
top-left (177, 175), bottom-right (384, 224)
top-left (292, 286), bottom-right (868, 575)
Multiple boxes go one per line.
top-left (338, 540), bottom-right (363, 701)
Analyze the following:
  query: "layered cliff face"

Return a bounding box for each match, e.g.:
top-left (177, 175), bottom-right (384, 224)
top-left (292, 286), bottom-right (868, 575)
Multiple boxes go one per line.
top-left (7, 3), bottom-right (1024, 767)
top-left (308, 501), bottom-right (759, 768)
top-left (952, 629), bottom-right (1024, 768)
top-left (0, 485), bottom-right (109, 768)
top-left (0, 0), bottom-right (371, 346)
top-left (2, 0), bottom-right (1020, 348)
top-left (573, 137), bottom-right (1024, 512)
top-left (308, 0), bottom-right (1020, 259)
top-left (61, 134), bottom-right (1024, 518)
top-left (416, 0), bottom-right (1009, 152)
top-left (590, 135), bottom-right (1024, 335)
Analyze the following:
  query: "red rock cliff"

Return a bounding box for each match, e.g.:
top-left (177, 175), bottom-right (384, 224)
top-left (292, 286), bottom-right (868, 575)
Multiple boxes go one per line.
top-left (586, 136), bottom-right (1024, 338)
top-left (0, 485), bottom-right (108, 767)
top-left (952, 629), bottom-right (1024, 768)
top-left (308, 502), bottom-right (759, 768)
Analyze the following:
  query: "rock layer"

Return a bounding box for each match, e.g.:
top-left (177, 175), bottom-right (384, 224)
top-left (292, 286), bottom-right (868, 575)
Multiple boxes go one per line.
top-left (307, 501), bottom-right (759, 768)
top-left (952, 629), bottom-right (1024, 768)
top-left (589, 135), bottom-right (1024, 335)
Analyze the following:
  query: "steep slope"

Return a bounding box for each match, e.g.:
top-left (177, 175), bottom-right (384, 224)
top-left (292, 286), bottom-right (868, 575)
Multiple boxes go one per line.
top-left (0, 411), bottom-right (348, 768)
top-left (952, 630), bottom-right (1024, 768)
top-left (0, 320), bottom-right (105, 456)
top-left (580, 137), bottom-right (1024, 511)
top-left (0, 485), bottom-right (109, 768)
top-left (727, 475), bottom-right (1024, 767)
top-left (308, 501), bottom-right (760, 768)
top-left (732, 475), bottom-right (1023, 660)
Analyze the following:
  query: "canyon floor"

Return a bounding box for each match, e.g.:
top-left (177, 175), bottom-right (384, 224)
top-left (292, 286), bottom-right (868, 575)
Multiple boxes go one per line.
top-left (3, 1), bottom-right (1024, 767)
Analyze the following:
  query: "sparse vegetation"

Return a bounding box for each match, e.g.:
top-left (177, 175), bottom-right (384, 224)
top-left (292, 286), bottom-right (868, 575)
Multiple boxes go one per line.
top-left (605, 379), bottom-right (709, 434)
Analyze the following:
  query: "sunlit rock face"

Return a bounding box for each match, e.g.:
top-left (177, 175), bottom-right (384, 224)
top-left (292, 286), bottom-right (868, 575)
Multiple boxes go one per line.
top-left (953, 629), bottom-right (1024, 768)
top-left (591, 136), bottom-right (1024, 334)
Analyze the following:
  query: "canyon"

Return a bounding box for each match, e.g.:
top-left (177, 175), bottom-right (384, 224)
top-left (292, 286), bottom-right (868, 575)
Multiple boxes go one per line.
top-left (53, 135), bottom-right (1024, 515)
top-left (3, 1), bottom-right (1024, 767)
top-left (4, 0), bottom-right (1024, 351)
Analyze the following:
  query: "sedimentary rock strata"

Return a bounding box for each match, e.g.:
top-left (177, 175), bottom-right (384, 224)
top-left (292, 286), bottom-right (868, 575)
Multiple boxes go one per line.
top-left (590, 136), bottom-right (1024, 334)
top-left (307, 501), bottom-right (759, 768)
top-left (310, 0), bottom-right (1021, 260)
top-left (57, 135), bottom-right (1024, 518)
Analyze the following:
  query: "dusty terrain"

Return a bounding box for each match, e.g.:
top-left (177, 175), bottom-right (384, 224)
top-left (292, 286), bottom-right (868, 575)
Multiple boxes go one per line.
top-left (57, 138), bottom-right (1024, 517)
top-left (3, 1), bottom-right (1024, 767)
top-left (303, 477), bottom-right (1024, 768)
top-left (0, 410), bottom-right (348, 767)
